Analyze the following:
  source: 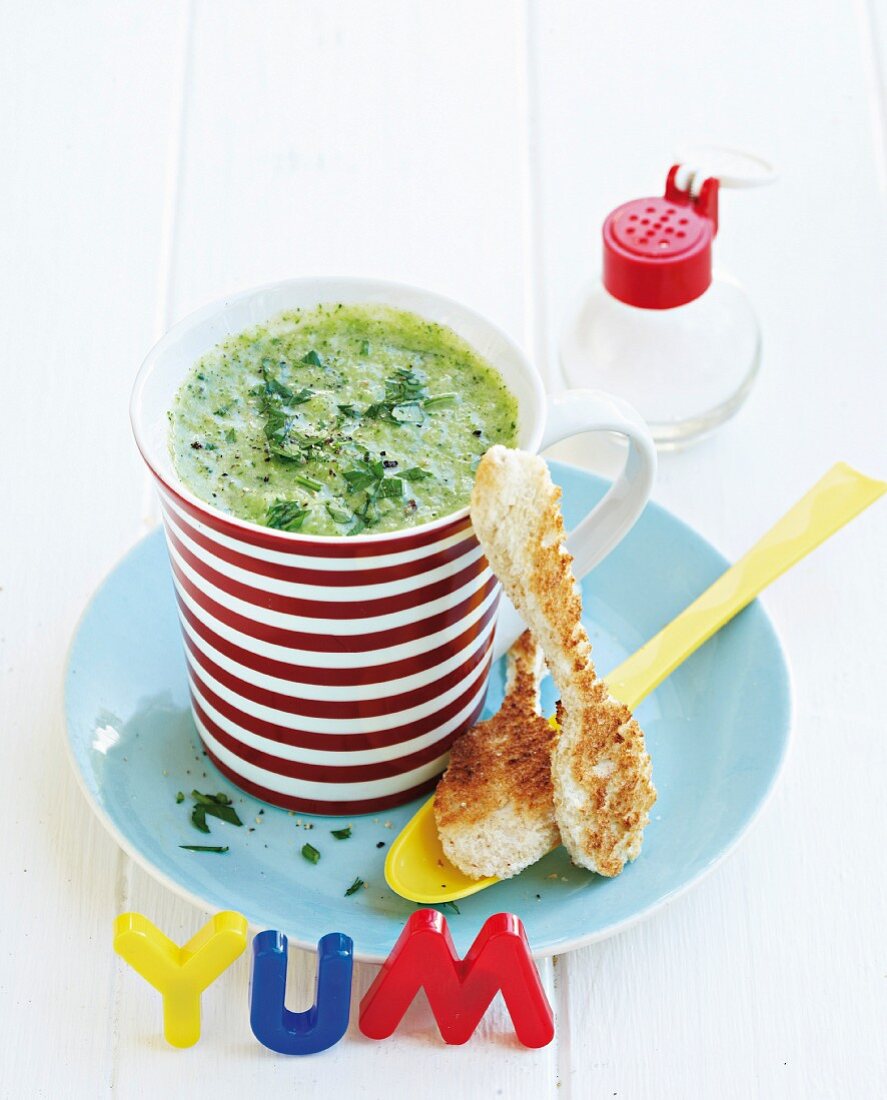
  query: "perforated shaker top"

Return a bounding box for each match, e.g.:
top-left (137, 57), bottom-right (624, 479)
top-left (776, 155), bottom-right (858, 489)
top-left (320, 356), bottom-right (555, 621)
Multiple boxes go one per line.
top-left (602, 166), bottom-right (719, 309)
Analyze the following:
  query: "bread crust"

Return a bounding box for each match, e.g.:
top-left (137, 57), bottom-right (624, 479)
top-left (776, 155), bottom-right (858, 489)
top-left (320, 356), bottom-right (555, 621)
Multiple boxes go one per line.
top-left (469, 445), bottom-right (656, 877)
top-left (434, 630), bottom-right (559, 879)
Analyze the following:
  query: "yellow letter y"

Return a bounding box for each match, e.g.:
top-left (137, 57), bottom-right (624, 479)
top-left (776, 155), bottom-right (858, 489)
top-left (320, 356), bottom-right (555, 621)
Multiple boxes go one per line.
top-left (114, 911), bottom-right (247, 1047)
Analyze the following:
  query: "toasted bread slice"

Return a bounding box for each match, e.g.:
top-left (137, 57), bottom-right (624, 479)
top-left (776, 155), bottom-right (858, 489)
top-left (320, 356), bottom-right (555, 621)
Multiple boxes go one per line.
top-left (470, 445), bottom-right (656, 877)
top-left (434, 630), bottom-right (559, 879)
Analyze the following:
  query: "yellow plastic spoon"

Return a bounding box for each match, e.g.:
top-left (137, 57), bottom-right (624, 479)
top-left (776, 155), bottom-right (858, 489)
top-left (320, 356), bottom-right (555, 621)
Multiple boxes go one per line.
top-left (385, 462), bottom-right (885, 903)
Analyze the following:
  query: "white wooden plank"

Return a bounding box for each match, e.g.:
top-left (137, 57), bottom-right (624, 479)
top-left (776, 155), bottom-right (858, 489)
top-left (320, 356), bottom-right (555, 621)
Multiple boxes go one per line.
top-left (112, 1), bottom-right (559, 1094)
top-left (857, 0), bottom-right (886, 188)
top-left (167, 0), bottom-right (532, 342)
top-left (0, 2), bottom-right (190, 1096)
top-left (532, 2), bottom-right (887, 1097)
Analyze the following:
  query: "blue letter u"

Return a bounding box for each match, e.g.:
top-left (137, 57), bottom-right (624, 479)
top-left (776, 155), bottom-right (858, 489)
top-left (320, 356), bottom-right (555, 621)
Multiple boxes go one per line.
top-left (249, 930), bottom-right (354, 1055)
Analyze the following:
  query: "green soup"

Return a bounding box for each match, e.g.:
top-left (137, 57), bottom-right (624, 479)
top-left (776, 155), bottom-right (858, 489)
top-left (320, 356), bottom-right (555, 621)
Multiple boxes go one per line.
top-left (169, 303), bottom-right (519, 536)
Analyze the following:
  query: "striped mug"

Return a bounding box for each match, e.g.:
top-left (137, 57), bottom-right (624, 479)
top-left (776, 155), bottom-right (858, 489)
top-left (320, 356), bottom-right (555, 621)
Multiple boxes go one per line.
top-left (131, 278), bottom-right (656, 815)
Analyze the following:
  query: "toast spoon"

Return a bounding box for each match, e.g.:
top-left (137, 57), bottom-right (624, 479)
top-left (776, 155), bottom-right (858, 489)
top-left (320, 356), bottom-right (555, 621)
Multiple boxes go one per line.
top-left (385, 462), bottom-right (885, 903)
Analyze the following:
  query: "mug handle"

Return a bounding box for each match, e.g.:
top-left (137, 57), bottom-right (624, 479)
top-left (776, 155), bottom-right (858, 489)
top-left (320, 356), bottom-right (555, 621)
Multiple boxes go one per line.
top-left (491, 389), bottom-right (657, 661)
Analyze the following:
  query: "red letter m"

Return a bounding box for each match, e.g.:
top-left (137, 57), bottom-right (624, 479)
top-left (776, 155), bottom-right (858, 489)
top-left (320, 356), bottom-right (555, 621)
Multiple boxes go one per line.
top-left (359, 910), bottom-right (554, 1047)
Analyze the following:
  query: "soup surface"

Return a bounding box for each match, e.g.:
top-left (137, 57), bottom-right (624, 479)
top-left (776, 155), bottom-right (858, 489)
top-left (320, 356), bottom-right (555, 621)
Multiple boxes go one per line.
top-left (169, 303), bottom-right (519, 535)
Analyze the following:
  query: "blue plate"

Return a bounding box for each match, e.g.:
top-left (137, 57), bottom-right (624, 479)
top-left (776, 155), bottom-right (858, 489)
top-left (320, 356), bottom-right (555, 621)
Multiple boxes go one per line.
top-left (65, 462), bottom-right (791, 961)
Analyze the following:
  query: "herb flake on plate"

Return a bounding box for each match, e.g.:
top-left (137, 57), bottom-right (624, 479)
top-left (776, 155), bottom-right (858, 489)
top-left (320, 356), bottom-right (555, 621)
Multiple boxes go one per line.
top-left (179, 845), bottom-right (229, 854)
top-left (331, 826), bottom-right (352, 840)
top-left (302, 843), bottom-right (320, 864)
top-left (345, 877), bottom-right (364, 896)
top-left (188, 790), bottom-right (243, 833)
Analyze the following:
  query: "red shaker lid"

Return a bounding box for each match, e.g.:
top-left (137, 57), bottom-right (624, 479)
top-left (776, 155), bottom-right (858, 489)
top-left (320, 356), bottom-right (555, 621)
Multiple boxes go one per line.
top-left (602, 166), bottom-right (719, 309)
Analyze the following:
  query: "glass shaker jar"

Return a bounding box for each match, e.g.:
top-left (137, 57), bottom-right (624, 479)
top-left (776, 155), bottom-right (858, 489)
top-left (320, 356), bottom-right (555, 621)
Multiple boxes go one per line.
top-left (561, 162), bottom-right (766, 449)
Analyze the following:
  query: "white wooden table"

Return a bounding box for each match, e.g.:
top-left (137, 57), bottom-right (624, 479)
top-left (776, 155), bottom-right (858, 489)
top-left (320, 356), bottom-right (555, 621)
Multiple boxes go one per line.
top-left (2, 3), bottom-right (885, 1096)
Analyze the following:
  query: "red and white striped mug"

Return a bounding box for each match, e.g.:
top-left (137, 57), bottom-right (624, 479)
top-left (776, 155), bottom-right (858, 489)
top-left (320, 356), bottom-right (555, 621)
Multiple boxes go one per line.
top-left (131, 278), bottom-right (656, 815)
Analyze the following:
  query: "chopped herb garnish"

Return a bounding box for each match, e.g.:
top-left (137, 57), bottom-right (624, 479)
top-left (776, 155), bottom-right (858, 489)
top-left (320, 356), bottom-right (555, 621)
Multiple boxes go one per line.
top-left (264, 376), bottom-right (296, 401)
top-left (175, 791), bottom-right (185, 804)
top-left (293, 473), bottom-right (323, 492)
top-left (258, 360), bottom-right (321, 460)
top-left (345, 877), bottom-right (364, 896)
top-left (342, 471), bottom-right (372, 491)
top-left (189, 790), bottom-right (243, 833)
top-left (359, 339), bottom-right (370, 355)
top-left (364, 367), bottom-right (428, 424)
top-left (423, 392), bottom-right (458, 410)
top-left (224, 428), bottom-right (237, 443)
top-left (302, 843), bottom-right (320, 864)
top-left (331, 826), bottom-right (352, 840)
top-left (266, 499), bottom-right (309, 531)
top-left (301, 350), bottom-right (324, 367)
top-left (337, 403), bottom-right (360, 418)
top-left (342, 457), bottom-right (406, 525)
top-left (402, 467), bottom-right (432, 481)
top-left (343, 464), bottom-right (379, 492)
top-left (385, 367), bottom-right (426, 404)
top-left (202, 802), bottom-right (242, 826)
top-left (376, 477), bottom-right (403, 499)
top-left (192, 804), bottom-right (236, 830)
top-left (179, 845), bottom-right (229, 853)
top-left (325, 503), bottom-right (353, 524)
top-left (391, 403), bottom-right (424, 425)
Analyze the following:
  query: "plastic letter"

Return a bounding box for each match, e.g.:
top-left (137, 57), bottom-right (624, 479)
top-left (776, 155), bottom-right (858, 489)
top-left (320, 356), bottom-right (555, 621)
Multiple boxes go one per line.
top-left (113, 910), bottom-right (248, 1048)
top-left (359, 910), bottom-right (554, 1047)
top-left (250, 930), bottom-right (354, 1055)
